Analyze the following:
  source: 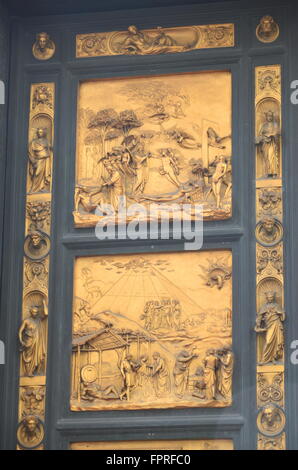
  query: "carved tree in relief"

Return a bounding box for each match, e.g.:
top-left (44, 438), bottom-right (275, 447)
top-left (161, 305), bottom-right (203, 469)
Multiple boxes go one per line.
top-left (74, 72), bottom-right (233, 226)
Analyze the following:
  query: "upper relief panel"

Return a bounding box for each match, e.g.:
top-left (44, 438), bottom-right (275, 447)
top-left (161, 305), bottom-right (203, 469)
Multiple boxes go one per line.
top-left (74, 70), bottom-right (232, 227)
top-left (76, 23), bottom-right (234, 58)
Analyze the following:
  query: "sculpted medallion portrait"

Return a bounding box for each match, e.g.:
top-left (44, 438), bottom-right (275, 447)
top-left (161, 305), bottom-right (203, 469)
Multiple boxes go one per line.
top-left (32, 32), bottom-right (55, 61)
top-left (255, 217), bottom-right (283, 247)
top-left (257, 404), bottom-right (285, 437)
top-left (24, 230), bottom-right (51, 260)
top-left (17, 415), bottom-right (45, 449)
top-left (74, 71), bottom-right (232, 227)
top-left (256, 16), bottom-right (279, 44)
top-left (71, 251), bottom-right (233, 411)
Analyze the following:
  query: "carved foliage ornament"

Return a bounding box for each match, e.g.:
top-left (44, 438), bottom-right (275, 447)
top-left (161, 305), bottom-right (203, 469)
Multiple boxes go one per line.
top-left (27, 201), bottom-right (51, 231)
top-left (256, 245), bottom-right (283, 275)
top-left (24, 259), bottom-right (49, 288)
top-left (20, 386), bottom-right (45, 418)
top-left (257, 69), bottom-right (280, 94)
top-left (76, 23), bottom-right (234, 58)
top-left (258, 189), bottom-right (281, 214)
top-left (258, 435), bottom-right (284, 450)
top-left (257, 373), bottom-right (283, 403)
top-left (32, 86), bottom-right (53, 110)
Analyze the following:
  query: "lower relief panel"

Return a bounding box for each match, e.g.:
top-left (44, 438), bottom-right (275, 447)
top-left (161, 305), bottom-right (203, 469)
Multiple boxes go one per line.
top-left (70, 440), bottom-right (234, 450)
top-left (71, 250), bottom-right (233, 411)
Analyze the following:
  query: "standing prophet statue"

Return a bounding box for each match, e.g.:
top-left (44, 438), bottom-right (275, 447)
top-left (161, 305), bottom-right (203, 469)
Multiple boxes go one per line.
top-left (19, 302), bottom-right (48, 377)
top-left (256, 111), bottom-right (280, 178)
top-left (28, 128), bottom-right (52, 193)
top-left (255, 291), bottom-right (285, 364)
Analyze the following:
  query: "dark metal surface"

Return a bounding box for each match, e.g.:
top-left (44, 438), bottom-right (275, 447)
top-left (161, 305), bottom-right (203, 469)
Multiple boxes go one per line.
top-left (0, 0), bottom-right (10, 452)
top-left (2, 0), bottom-right (238, 18)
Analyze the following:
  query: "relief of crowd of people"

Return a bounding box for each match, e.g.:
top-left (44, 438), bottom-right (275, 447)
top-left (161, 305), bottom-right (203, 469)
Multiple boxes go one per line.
top-left (80, 346), bottom-right (233, 404)
top-left (140, 298), bottom-right (182, 331)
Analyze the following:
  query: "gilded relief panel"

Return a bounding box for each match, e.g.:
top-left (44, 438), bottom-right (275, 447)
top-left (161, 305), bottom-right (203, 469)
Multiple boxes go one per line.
top-left (74, 71), bottom-right (232, 227)
top-left (71, 439), bottom-right (234, 450)
top-left (258, 433), bottom-right (286, 451)
top-left (16, 82), bottom-right (55, 450)
top-left (71, 251), bottom-right (233, 411)
top-left (76, 23), bottom-right (234, 58)
top-left (255, 65), bottom-right (286, 450)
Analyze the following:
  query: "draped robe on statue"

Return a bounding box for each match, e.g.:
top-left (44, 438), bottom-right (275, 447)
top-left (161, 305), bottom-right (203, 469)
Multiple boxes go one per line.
top-left (28, 136), bottom-right (51, 193)
top-left (257, 120), bottom-right (280, 176)
top-left (258, 302), bottom-right (285, 363)
top-left (217, 352), bottom-right (234, 400)
top-left (20, 315), bottom-right (47, 376)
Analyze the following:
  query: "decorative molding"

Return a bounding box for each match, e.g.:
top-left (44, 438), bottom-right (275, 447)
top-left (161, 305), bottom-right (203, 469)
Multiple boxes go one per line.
top-left (255, 65), bottom-right (285, 450)
top-left (258, 433), bottom-right (285, 450)
top-left (71, 439), bottom-right (234, 450)
top-left (257, 188), bottom-right (282, 218)
top-left (76, 23), bottom-right (234, 58)
top-left (16, 83), bottom-right (55, 450)
top-left (257, 372), bottom-right (283, 406)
